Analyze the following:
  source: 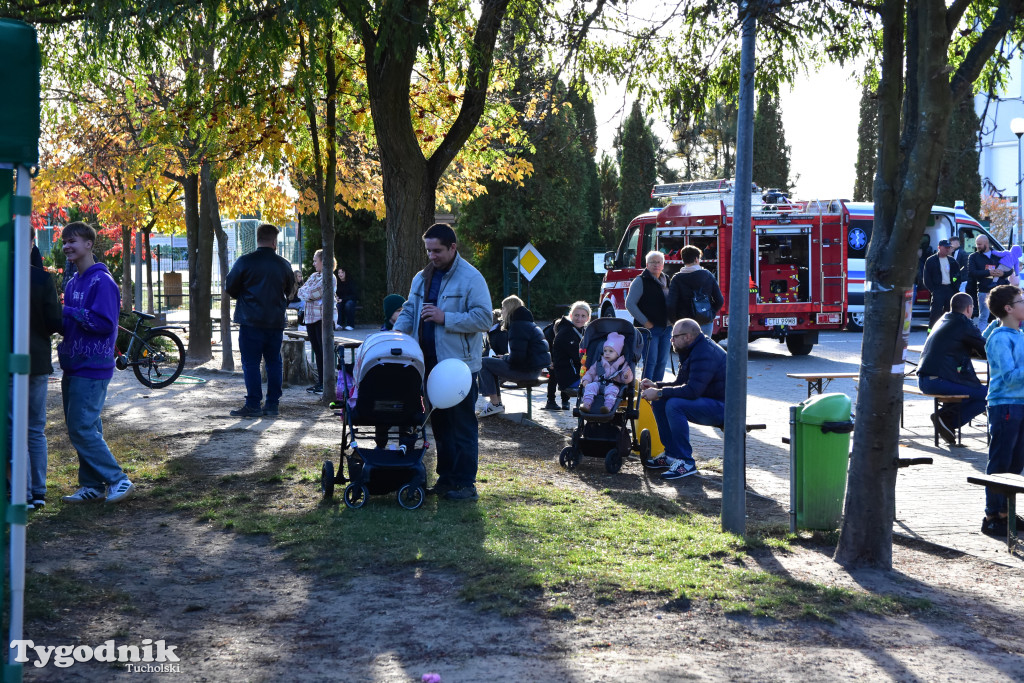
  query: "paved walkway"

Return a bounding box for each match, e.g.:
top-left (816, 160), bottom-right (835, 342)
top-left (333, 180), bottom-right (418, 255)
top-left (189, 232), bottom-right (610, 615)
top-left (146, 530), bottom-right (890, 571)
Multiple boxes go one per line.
top-left (491, 329), bottom-right (1024, 569)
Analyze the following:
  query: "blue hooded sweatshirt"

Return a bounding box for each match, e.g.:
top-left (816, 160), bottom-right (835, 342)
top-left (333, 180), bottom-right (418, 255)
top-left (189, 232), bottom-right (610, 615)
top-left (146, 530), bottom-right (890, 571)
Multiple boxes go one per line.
top-left (58, 262), bottom-right (121, 380)
top-left (983, 321), bottom-right (1024, 406)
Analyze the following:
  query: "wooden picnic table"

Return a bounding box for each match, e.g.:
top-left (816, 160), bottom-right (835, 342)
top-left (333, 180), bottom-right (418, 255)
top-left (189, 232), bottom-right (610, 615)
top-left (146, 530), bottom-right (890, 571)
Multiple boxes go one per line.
top-left (787, 372), bottom-right (860, 398)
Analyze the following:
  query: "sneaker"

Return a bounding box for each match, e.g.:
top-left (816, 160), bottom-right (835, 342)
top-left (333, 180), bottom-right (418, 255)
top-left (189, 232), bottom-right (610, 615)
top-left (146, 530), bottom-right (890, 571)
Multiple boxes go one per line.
top-left (263, 404), bottom-right (279, 417)
top-left (645, 454), bottom-right (674, 470)
top-left (230, 405), bottom-right (263, 418)
top-left (478, 403), bottom-right (505, 418)
top-left (306, 385), bottom-right (323, 394)
top-left (61, 487), bottom-right (105, 504)
top-left (981, 516), bottom-right (1008, 537)
top-left (542, 400), bottom-right (561, 411)
top-left (442, 485), bottom-right (479, 501)
top-left (580, 402), bottom-right (593, 413)
top-left (599, 406), bottom-right (611, 414)
top-left (24, 501), bottom-right (35, 511)
top-left (930, 412), bottom-right (956, 445)
top-left (661, 461), bottom-right (698, 480)
top-left (344, 325), bottom-right (354, 331)
top-left (561, 400), bottom-right (571, 410)
top-left (30, 497), bottom-right (45, 508)
top-left (105, 479), bottom-right (135, 504)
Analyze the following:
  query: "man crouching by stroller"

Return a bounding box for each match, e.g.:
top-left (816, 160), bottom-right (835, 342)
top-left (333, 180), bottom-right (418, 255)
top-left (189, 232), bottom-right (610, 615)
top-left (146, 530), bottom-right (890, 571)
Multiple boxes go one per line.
top-left (394, 223), bottom-right (492, 501)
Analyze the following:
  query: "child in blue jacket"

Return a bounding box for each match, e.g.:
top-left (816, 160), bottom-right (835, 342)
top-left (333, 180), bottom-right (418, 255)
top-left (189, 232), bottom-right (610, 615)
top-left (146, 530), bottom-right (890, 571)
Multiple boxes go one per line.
top-left (980, 284), bottom-right (1024, 536)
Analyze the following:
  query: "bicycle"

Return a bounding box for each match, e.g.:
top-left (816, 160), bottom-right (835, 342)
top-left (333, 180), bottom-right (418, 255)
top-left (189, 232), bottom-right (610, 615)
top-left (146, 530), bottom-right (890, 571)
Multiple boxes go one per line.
top-left (115, 310), bottom-right (186, 389)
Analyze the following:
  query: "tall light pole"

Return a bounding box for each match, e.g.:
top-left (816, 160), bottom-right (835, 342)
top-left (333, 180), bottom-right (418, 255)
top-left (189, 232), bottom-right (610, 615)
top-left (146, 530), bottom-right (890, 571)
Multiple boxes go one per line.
top-left (1010, 117), bottom-right (1024, 247)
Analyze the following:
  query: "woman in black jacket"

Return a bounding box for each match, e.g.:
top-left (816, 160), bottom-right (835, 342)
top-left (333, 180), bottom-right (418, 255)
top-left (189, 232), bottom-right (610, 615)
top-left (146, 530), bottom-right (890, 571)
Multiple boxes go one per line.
top-left (544, 301), bottom-right (590, 410)
top-left (477, 295), bottom-right (551, 418)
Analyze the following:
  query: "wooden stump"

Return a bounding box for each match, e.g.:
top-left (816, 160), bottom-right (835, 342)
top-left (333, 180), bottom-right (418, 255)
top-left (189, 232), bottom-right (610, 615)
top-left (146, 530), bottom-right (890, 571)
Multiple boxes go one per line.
top-left (281, 339), bottom-right (312, 386)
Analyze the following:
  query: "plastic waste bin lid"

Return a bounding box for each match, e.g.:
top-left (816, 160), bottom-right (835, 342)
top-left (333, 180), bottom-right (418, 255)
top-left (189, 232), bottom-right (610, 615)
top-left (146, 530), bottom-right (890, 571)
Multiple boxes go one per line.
top-left (797, 392), bottom-right (852, 426)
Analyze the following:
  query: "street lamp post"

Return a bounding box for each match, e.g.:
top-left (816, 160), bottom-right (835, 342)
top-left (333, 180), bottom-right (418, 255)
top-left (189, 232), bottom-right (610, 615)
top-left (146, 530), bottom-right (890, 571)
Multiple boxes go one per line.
top-left (1010, 117), bottom-right (1024, 247)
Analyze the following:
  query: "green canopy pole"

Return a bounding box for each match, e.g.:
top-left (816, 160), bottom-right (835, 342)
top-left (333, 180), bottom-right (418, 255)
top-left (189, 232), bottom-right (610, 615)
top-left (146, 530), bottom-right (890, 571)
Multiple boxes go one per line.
top-left (1, 18), bottom-right (40, 683)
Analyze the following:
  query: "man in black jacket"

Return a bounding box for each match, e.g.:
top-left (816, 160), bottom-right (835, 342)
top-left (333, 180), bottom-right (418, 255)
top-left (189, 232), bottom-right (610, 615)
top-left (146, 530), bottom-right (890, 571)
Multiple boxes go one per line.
top-left (667, 245), bottom-right (724, 338)
top-left (639, 318), bottom-right (726, 480)
top-left (225, 223), bottom-right (294, 417)
top-left (917, 292), bottom-right (987, 445)
top-left (923, 239), bottom-right (961, 328)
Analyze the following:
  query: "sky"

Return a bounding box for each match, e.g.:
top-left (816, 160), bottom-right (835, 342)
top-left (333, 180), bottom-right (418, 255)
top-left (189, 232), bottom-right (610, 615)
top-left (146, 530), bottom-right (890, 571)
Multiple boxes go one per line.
top-left (593, 61), bottom-right (864, 201)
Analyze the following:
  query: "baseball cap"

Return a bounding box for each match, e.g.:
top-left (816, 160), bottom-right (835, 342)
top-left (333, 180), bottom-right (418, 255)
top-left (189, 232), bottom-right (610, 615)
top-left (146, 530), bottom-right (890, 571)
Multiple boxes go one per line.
top-left (937, 239), bottom-right (951, 248)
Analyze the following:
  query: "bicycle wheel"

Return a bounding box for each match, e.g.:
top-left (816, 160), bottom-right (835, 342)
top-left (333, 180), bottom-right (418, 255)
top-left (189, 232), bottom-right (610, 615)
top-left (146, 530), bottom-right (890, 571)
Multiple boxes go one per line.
top-left (132, 330), bottom-right (185, 388)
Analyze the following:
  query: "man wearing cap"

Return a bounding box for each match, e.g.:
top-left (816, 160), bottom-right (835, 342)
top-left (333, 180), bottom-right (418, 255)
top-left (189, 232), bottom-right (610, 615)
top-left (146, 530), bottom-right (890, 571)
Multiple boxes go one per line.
top-left (923, 238), bottom-right (961, 328)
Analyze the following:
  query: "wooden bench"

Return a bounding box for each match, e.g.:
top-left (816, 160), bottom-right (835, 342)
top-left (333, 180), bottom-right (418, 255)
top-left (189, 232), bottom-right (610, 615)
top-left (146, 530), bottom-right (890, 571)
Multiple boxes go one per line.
top-left (966, 473), bottom-right (1024, 552)
top-left (787, 372), bottom-right (860, 398)
top-left (902, 384), bottom-right (969, 447)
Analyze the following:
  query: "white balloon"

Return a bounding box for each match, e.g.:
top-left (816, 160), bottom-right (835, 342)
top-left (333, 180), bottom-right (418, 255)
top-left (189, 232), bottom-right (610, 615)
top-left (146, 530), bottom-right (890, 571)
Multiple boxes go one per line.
top-left (427, 358), bottom-right (473, 409)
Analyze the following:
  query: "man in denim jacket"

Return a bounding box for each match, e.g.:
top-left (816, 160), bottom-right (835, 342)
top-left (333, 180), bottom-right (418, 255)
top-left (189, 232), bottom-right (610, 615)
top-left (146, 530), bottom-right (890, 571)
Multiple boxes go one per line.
top-left (394, 224), bottom-right (492, 501)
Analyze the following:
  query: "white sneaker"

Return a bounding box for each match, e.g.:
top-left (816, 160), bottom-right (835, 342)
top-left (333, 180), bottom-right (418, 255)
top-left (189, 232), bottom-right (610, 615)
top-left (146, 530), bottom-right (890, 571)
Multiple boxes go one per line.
top-left (61, 487), bottom-right (105, 504)
top-left (478, 403), bottom-right (505, 418)
top-left (105, 479), bottom-right (135, 504)
top-left (344, 325), bottom-right (354, 331)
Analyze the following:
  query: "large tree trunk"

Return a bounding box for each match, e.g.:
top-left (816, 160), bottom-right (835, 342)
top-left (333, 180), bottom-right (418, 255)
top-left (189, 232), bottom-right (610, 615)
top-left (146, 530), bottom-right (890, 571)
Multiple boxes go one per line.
top-left (835, 0), bottom-right (957, 569)
top-left (381, 164), bottom-right (435, 294)
top-left (202, 161), bottom-right (233, 371)
top-left (183, 172), bottom-right (213, 361)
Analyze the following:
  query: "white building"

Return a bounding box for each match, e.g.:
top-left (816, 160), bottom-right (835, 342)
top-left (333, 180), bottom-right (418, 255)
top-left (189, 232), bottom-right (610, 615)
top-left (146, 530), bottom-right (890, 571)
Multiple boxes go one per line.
top-left (976, 55), bottom-right (1024, 202)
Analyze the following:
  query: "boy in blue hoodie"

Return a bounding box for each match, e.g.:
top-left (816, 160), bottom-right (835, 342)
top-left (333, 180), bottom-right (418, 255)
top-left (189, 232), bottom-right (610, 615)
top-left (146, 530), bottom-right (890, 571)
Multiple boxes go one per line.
top-left (980, 284), bottom-right (1024, 536)
top-left (57, 222), bottom-right (134, 504)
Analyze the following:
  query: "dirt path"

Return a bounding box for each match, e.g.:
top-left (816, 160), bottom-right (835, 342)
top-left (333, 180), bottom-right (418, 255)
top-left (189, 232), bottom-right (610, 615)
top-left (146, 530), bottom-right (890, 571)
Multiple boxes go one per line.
top-left (22, 368), bottom-right (1024, 681)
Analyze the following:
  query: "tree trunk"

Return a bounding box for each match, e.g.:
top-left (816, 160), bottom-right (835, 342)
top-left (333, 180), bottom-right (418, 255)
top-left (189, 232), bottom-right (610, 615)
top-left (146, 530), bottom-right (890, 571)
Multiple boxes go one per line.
top-left (120, 225), bottom-right (133, 312)
top-left (835, 0), bottom-right (956, 569)
top-left (144, 228), bottom-right (154, 314)
top-left (202, 161), bottom-right (234, 371)
top-left (382, 163), bottom-right (435, 294)
top-left (183, 172), bottom-right (213, 361)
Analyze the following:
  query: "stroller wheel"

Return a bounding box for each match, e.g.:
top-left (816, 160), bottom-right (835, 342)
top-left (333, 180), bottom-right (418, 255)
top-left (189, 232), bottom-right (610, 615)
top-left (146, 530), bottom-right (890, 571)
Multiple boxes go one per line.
top-left (605, 448), bottom-right (623, 474)
top-left (397, 484), bottom-right (425, 510)
top-left (558, 446), bottom-right (573, 470)
top-left (639, 429), bottom-right (652, 463)
top-left (343, 483), bottom-right (368, 509)
top-left (321, 460), bottom-right (336, 498)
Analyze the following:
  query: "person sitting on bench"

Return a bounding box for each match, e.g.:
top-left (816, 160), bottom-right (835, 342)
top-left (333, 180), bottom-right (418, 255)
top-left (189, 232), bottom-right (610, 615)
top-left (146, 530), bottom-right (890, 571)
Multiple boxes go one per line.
top-left (640, 318), bottom-right (726, 481)
top-left (917, 291), bottom-right (987, 445)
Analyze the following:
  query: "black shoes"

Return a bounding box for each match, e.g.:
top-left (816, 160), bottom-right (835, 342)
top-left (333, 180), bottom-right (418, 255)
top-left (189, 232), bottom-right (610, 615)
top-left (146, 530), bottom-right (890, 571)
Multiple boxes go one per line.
top-left (263, 404), bottom-right (279, 417)
top-left (981, 516), bottom-right (1008, 537)
top-left (542, 399), bottom-right (560, 411)
top-left (443, 485), bottom-right (479, 501)
top-left (230, 405), bottom-right (263, 418)
top-left (306, 385), bottom-right (323, 394)
top-left (930, 413), bottom-right (956, 445)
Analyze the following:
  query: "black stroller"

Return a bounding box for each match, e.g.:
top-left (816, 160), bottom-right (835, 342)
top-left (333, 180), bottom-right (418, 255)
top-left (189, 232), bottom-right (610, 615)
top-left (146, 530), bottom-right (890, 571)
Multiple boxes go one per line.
top-left (321, 331), bottom-right (429, 510)
top-left (559, 318), bottom-right (651, 473)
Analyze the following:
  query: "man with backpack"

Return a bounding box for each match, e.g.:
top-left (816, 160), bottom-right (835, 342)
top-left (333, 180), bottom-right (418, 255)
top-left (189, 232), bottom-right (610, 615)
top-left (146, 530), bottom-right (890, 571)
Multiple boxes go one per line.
top-left (667, 245), bottom-right (724, 338)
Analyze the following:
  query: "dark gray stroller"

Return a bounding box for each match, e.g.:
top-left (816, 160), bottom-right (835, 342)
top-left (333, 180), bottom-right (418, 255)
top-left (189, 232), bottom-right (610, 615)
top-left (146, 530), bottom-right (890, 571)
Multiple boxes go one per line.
top-left (559, 318), bottom-right (650, 473)
top-left (321, 332), bottom-right (429, 509)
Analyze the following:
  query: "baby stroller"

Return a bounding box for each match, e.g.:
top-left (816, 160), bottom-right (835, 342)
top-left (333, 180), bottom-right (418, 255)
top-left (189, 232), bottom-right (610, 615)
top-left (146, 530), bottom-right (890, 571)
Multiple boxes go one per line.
top-left (559, 318), bottom-right (651, 473)
top-left (321, 331), bottom-right (429, 510)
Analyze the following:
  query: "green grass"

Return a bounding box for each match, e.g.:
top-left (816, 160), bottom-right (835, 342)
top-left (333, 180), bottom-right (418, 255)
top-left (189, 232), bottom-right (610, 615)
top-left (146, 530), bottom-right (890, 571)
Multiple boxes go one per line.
top-left (31, 418), bottom-right (928, 622)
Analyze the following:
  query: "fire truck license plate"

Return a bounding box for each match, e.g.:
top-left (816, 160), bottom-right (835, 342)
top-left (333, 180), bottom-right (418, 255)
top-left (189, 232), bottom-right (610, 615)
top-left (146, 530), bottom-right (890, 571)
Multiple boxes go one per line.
top-left (765, 317), bottom-right (797, 327)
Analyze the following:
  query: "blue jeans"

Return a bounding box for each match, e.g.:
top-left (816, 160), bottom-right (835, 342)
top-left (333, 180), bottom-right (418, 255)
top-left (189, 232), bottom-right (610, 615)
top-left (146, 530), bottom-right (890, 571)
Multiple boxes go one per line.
top-left (61, 375), bottom-right (127, 490)
top-left (337, 299), bottom-right (356, 328)
top-left (238, 325), bottom-right (284, 410)
top-left (7, 375), bottom-right (49, 498)
top-left (986, 404), bottom-right (1024, 516)
top-left (429, 371), bottom-right (479, 489)
top-left (918, 376), bottom-right (987, 427)
top-left (642, 326), bottom-right (671, 382)
top-left (976, 292), bottom-right (991, 332)
top-left (651, 395), bottom-right (725, 470)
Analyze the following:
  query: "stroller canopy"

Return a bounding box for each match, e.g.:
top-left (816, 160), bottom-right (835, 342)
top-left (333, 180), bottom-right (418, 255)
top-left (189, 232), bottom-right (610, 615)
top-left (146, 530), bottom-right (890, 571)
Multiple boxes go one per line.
top-left (353, 331), bottom-right (426, 385)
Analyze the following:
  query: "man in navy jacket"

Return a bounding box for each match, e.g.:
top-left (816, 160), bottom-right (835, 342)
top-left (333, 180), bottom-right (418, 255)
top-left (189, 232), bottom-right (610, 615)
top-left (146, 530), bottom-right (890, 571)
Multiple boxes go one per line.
top-left (640, 318), bottom-right (726, 480)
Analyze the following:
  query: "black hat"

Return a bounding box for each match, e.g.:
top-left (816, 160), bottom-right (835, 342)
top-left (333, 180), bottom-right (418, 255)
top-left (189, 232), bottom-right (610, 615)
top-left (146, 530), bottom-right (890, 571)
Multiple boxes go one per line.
top-left (937, 239), bottom-right (951, 248)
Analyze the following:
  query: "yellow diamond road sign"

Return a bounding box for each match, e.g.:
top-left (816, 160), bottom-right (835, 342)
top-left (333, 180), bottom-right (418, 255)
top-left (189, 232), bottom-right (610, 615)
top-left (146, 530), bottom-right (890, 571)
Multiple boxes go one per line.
top-left (513, 243), bottom-right (546, 282)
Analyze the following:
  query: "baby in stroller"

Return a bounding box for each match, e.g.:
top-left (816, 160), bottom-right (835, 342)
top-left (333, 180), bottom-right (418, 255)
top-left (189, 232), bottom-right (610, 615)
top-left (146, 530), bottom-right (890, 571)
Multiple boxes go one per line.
top-left (579, 331), bottom-right (634, 413)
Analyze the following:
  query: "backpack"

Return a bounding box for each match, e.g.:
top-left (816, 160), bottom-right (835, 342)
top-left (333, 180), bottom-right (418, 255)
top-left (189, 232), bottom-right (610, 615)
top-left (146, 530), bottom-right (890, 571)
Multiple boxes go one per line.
top-left (692, 287), bottom-right (713, 324)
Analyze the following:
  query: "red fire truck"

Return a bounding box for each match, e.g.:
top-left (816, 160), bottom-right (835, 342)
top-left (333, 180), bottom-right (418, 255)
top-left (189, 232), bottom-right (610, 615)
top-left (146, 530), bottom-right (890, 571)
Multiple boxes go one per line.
top-left (598, 181), bottom-right (847, 356)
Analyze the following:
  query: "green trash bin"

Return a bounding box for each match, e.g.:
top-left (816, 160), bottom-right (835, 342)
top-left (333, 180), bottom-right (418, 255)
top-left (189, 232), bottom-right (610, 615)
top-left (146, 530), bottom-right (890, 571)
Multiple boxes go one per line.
top-left (790, 393), bottom-right (854, 530)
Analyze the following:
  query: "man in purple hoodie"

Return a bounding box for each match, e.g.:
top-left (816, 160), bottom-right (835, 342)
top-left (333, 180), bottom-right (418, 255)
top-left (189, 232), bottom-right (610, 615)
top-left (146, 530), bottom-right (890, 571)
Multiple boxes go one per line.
top-left (57, 222), bottom-right (134, 504)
